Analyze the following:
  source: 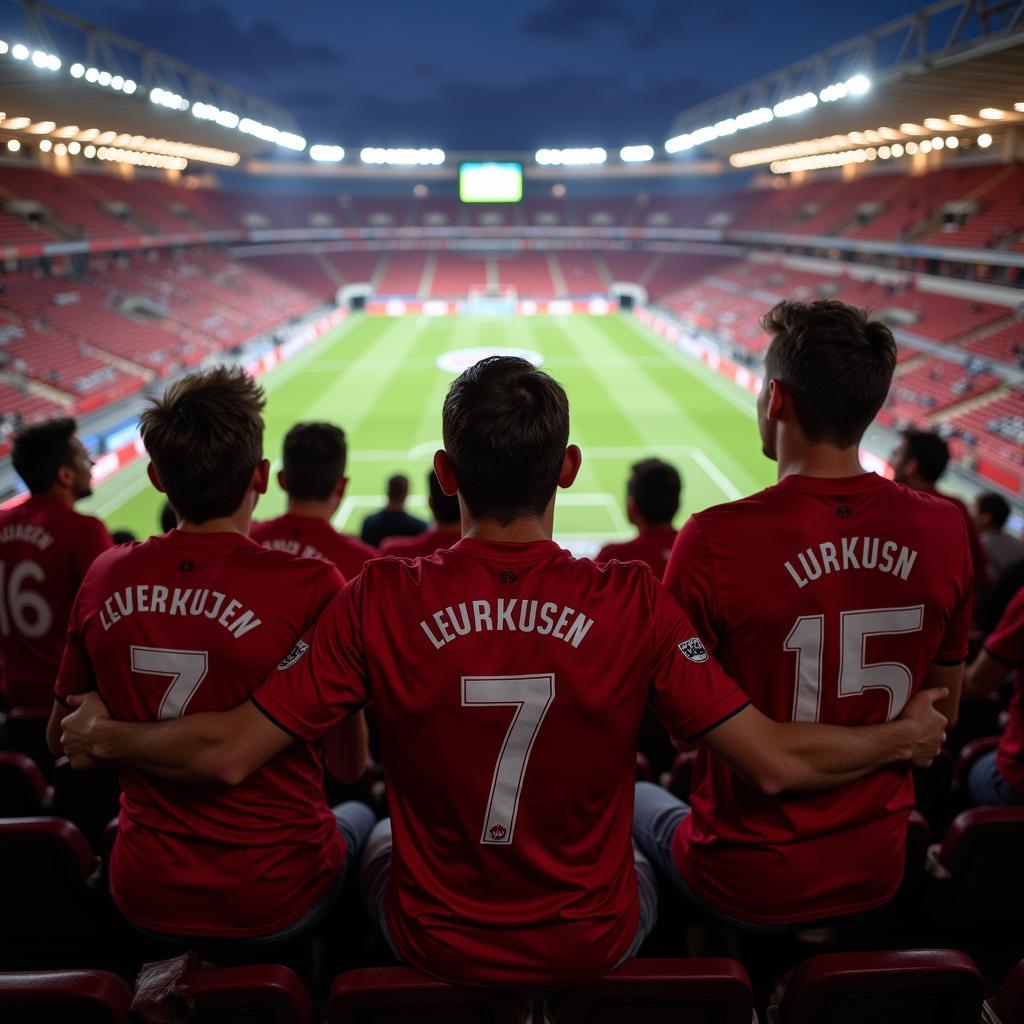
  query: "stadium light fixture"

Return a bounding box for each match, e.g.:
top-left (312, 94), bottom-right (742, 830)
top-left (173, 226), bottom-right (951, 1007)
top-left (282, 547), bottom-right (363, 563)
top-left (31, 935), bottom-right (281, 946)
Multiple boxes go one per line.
top-left (945, 136), bottom-right (959, 149)
top-left (919, 139), bottom-right (932, 153)
top-left (923, 118), bottom-right (953, 131)
top-left (6, 139), bottom-right (20, 151)
top-left (11, 44), bottom-right (28, 60)
top-left (899, 123), bottom-right (927, 135)
top-left (3, 117), bottom-right (30, 129)
top-left (774, 92), bottom-right (817, 118)
top-left (68, 141), bottom-right (80, 154)
top-left (83, 145), bottom-right (95, 157)
top-left (1014, 102), bottom-right (1024, 112)
top-left (360, 147), bottom-right (445, 166)
top-left (26, 120), bottom-right (56, 133)
top-left (845, 74), bottom-right (871, 95)
top-left (70, 62), bottom-right (84, 77)
top-left (0, 41), bottom-right (7, 55)
top-left (150, 87), bottom-right (190, 111)
top-left (979, 108), bottom-right (1005, 119)
top-left (97, 70), bottom-right (111, 86)
top-left (54, 142), bottom-right (67, 155)
top-left (905, 141), bottom-right (918, 154)
top-left (891, 143), bottom-right (904, 157)
top-left (619, 144), bottom-right (654, 163)
top-left (310, 144), bottom-right (345, 162)
top-left (878, 145), bottom-right (891, 159)
top-left (977, 133), bottom-right (993, 148)
top-left (85, 67), bottom-right (98, 82)
top-left (535, 147), bottom-right (606, 166)
top-left (931, 136), bottom-right (944, 149)
top-left (39, 138), bottom-right (52, 152)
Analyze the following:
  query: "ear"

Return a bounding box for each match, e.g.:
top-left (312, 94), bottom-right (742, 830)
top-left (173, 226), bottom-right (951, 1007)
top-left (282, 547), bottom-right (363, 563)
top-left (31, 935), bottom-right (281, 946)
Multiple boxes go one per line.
top-left (146, 462), bottom-right (167, 494)
top-left (434, 450), bottom-right (459, 497)
top-left (54, 463), bottom-right (74, 490)
top-left (335, 476), bottom-right (348, 500)
top-left (766, 378), bottom-right (785, 421)
top-left (558, 444), bottom-right (582, 490)
top-left (252, 458), bottom-right (270, 496)
top-left (276, 469), bottom-right (287, 492)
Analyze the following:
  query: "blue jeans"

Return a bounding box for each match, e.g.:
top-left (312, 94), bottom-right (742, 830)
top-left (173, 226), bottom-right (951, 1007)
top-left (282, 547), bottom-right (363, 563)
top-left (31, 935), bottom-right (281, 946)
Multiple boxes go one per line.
top-left (968, 750), bottom-right (1024, 807)
top-left (360, 817), bottom-right (659, 966)
top-left (632, 781), bottom-right (787, 933)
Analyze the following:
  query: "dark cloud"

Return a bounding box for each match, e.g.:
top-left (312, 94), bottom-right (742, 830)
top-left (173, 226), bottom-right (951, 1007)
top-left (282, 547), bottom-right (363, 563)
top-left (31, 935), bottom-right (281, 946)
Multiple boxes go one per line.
top-left (521, 0), bottom-right (630, 39)
top-left (98, 0), bottom-right (346, 77)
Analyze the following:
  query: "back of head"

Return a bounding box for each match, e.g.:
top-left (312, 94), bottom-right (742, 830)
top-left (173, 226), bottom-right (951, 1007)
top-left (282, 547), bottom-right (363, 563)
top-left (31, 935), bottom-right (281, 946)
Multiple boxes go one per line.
top-left (12, 417), bottom-right (78, 495)
top-left (428, 469), bottom-right (461, 525)
top-left (140, 366), bottom-right (265, 524)
top-left (629, 458), bottom-right (681, 526)
top-left (387, 474), bottom-right (409, 503)
top-left (900, 428), bottom-right (950, 484)
top-left (976, 491), bottom-right (1010, 530)
top-left (282, 422), bottom-right (347, 501)
top-left (443, 355), bottom-right (569, 524)
top-left (762, 299), bottom-right (897, 448)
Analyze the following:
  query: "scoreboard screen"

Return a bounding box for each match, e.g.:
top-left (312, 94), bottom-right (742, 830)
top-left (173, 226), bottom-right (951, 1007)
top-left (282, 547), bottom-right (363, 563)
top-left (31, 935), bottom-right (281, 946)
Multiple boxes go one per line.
top-left (459, 162), bottom-right (523, 203)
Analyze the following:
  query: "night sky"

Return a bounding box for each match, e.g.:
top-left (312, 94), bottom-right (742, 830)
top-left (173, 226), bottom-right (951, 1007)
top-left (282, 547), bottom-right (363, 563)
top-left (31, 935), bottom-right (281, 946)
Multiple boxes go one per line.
top-left (51, 0), bottom-right (924, 150)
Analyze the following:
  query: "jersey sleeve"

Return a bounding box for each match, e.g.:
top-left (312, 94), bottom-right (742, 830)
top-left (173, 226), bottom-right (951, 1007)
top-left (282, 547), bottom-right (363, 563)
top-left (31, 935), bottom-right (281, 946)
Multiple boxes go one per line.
top-left (252, 572), bottom-right (369, 741)
top-left (662, 515), bottom-right (721, 649)
top-left (646, 576), bottom-right (748, 744)
top-left (304, 564), bottom-right (346, 619)
top-left (54, 593), bottom-right (96, 706)
top-left (935, 513), bottom-right (975, 665)
top-left (984, 587), bottom-right (1024, 668)
top-left (72, 516), bottom-right (113, 582)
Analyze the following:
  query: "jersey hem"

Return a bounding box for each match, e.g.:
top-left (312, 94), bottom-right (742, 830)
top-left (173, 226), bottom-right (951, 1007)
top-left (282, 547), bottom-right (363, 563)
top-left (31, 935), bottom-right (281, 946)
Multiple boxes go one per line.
top-left (683, 700), bottom-right (750, 741)
top-left (249, 696), bottom-right (307, 741)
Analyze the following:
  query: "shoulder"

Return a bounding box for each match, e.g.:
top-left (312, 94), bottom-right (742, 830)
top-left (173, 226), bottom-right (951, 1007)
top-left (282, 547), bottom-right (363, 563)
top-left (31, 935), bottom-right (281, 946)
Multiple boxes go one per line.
top-left (247, 517), bottom-right (277, 539)
top-left (340, 533), bottom-right (377, 558)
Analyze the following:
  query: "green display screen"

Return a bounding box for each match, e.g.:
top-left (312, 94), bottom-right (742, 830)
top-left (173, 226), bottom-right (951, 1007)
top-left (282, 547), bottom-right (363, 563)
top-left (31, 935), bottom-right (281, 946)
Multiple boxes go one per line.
top-left (459, 162), bottom-right (523, 203)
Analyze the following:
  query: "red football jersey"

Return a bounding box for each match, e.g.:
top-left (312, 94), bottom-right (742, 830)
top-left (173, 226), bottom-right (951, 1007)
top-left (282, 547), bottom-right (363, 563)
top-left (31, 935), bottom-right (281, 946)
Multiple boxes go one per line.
top-left (0, 495), bottom-right (111, 708)
top-left (250, 512), bottom-right (376, 580)
top-left (253, 538), bottom-right (747, 988)
top-left (379, 526), bottom-right (460, 559)
top-left (983, 587), bottom-right (1024, 796)
top-left (663, 473), bottom-right (973, 925)
top-left (922, 485), bottom-right (988, 580)
top-left (596, 525), bottom-right (678, 578)
top-left (55, 529), bottom-right (344, 938)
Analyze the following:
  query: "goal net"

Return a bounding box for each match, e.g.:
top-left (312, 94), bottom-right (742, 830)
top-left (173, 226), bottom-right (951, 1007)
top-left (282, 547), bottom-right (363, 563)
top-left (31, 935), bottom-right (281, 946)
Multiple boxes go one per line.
top-left (463, 284), bottom-right (518, 316)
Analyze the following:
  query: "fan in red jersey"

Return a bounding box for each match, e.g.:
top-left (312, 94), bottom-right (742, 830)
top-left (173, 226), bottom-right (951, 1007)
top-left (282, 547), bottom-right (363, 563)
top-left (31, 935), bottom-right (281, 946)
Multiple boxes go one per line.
top-left (962, 587), bottom-right (1024, 806)
top-left (596, 458), bottom-right (681, 577)
top-left (639, 299), bottom-right (972, 928)
top-left (60, 357), bottom-right (946, 990)
top-left (47, 368), bottom-right (373, 942)
top-left (250, 422), bottom-right (376, 579)
top-left (379, 470), bottom-right (461, 558)
top-left (0, 418), bottom-right (111, 711)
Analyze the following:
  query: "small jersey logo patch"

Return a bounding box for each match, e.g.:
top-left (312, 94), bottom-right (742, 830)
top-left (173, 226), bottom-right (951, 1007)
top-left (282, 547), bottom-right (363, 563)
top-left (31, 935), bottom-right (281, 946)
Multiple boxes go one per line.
top-left (277, 639), bottom-right (309, 671)
top-left (678, 637), bottom-right (709, 663)
top-left (488, 823), bottom-right (508, 841)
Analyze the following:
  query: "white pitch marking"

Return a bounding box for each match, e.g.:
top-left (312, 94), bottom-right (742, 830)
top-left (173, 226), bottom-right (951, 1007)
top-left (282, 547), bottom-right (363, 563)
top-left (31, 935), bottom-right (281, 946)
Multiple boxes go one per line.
top-left (689, 448), bottom-right (742, 500)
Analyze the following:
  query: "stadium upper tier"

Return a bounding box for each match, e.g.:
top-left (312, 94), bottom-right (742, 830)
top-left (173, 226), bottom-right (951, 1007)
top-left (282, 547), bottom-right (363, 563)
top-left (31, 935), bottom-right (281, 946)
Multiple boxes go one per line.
top-left (1, 163), bottom-right (1023, 256)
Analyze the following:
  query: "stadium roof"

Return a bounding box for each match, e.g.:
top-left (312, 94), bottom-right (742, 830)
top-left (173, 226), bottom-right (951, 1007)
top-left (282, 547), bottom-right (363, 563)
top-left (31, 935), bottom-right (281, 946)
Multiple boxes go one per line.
top-left (0, 0), bottom-right (302, 162)
top-left (666, 0), bottom-right (1024, 165)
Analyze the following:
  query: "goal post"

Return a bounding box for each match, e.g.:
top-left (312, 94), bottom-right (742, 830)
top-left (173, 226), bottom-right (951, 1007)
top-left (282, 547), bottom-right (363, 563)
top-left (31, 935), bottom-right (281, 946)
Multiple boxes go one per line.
top-left (463, 284), bottom-right (518, 316)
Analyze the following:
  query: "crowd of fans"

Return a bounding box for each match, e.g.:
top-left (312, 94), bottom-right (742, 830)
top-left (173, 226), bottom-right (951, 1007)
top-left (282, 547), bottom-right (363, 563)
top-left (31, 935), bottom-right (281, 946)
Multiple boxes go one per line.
top-left (0, 298), bottom-right (1021, 1011)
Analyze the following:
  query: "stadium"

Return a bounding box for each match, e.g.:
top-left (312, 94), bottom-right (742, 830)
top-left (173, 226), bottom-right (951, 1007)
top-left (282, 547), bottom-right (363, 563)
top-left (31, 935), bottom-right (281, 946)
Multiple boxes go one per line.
top-left (0, 0), bottom-right (1022, 1019)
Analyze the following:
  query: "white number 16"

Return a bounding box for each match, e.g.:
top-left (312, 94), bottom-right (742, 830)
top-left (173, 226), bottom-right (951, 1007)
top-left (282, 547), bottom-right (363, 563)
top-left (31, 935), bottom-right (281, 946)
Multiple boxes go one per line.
top-left (462, 673), bottom-right (555, 846)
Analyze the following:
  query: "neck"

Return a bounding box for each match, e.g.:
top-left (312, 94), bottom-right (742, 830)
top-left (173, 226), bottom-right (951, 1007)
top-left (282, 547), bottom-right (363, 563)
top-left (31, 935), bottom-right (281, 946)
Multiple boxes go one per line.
top-left (386, 500), bottom-right (404, 511)
top-left (286, 498), bottom-right (338, 522)
top-left (461, 506), bottom-right (553, 544)
top-left (776, 441), bottom-right (865, 481)
top-left (178, 508), bottom-right (252, 536)
top-left (40, 488), bottom-right (75, 508)
top-left (434, 521), bottom-right (462, 535)
top-left (638, 521), bottom-right (672, 534)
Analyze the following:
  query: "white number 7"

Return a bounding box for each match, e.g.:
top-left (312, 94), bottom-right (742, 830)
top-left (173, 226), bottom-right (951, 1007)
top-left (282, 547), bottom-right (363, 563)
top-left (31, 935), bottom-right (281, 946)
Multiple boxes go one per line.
top-left (462, 673), bottom-right (555, 846)
top-left (131, 645), bottom-right (209, 720)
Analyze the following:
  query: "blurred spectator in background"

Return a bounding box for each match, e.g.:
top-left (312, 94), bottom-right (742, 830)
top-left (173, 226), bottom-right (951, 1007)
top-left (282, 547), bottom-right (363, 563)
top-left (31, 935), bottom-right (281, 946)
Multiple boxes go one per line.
top-left (111, 529), bottom-right (137, 545)
top-left (380, 471), bottom-right (460, 558)
top-left (361, 473), bottom-right (427, 547)
top-left (973, 491), bottom-right (1024, 578)
top-left (596, 458), bottom-right (682, 578)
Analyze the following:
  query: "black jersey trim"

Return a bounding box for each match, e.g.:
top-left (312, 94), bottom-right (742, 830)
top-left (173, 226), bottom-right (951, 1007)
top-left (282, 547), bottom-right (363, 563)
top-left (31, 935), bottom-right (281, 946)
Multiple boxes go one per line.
top-left (982, 645), bottom-right (1015, 668)
top-left (932, 656), bottom-right (967, 667)
top-left (683, 700), bottom-right (751, 741)
top-left (249, 696), bottom-right (304, 741)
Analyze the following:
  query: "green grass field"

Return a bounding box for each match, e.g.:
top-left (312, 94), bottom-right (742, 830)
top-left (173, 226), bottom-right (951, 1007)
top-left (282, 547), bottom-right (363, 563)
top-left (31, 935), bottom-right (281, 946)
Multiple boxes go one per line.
top-left (79, 313), bottom-right (775, 553)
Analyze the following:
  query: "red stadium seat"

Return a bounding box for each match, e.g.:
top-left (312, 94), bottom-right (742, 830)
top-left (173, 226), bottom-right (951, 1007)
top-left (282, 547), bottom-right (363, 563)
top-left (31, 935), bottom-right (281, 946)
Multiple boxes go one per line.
top-left (987, 960), bottom-right (1024, 1024)
top-left (927, 807), bottom-right (1024, 925)
top-left (2, 706), bottom-right (53, 777)
top-left (0, 969), bottom-right (132, 1023)
top-left (182, 964), bottom-right (316, 1024)
top-left (328, 967), bottom-right (523, 1023)
top-left (556, 957), bottom-right (754, 1024)
top-left (768, 949), bottom-right (984, 1024)
top-left (0, 751), bottom-right (48, 817)
top-left (952, 736), bottom-right (1000, 790)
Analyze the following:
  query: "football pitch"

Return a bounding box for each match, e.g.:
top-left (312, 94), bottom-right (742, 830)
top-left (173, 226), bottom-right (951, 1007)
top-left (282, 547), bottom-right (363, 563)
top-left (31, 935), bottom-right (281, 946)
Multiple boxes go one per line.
top-left (79, 313), bottom-right (775, 553)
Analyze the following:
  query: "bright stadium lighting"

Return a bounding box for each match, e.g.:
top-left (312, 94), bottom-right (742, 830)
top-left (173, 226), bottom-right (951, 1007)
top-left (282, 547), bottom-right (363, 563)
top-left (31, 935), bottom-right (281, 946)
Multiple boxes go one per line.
top-left (931, 136), bottom-right (944, 149)
top-left (619, 144), bottom-right (654, 162)
top-left (123, 79), bottom-right (137, 94)
top-left (770, 147), bottom-right (868, 174)
top-left (85, 67), bottom-right (99, 82)
top-left (54, 142), bottom-right (66, 155)
top-left (535, 147), bottom-right (606, 166)
top-left (977, 133), bottom-right (993, 148)
top-left (83, 145), bottom-right (95, 157)
top-left (946, 136), bottom-right (959, 149)
top-left (97, 70), bottom-right (111, 86)
top-left (735, 107), bottom-right (773, 129)
top-left (819, 83), bottom-right (847, 103)
top-left (878, 145), bottom-right (891, 159)
top-left (310, 144), bottom-right (345, 162)
top-left (773, 92), bottom-right (817, 118)
top-left (1015, 102), bottom-right (1024, 112)
top-left (0, 41), bottom-right (7, 55)
top-left (216, 110), bottom-right (239, 128)
top-left (891, 143), bottom-right (904, 157)
top-left (11, 44), bottom-right (29, 60)
top-left (70, 62), bottom-right (84, 77)
top-left (905, 141), bottom-right (918, 154)
top-left (979, 108), bottom-right (1005, 119)
top-left (47, 55), bottom-right (60, 71)
top-left (900, 123), bottom-right (926, 135)
top-left (68, 140), bottom-right (80, 154)
top-left (923, 118), bottom-right (951, 131)
top-left (4, 117), bottom-right (30, 129)
top-left (919, 139), bottom-right (932, 153)
top-left (360, 146), bottom-right (445, 165)
top-left (846, 74), bottom-right (871, 95)
top-left (39, 138), bottom-right (51, 151)
top-left (7, 139), bottom-right (20, 151)
top-left (111, 75), bottom-right (123, 90)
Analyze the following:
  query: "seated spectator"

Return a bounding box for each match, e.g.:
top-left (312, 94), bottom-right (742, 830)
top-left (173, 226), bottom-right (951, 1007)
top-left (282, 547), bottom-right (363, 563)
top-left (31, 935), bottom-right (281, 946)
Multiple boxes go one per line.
top-left (61, 356), bottom-right (946, 989)
top-left (973, 491), bottom-right (1024, 579)
top-left (250, 422), bottom-right (376, 579)
top-left (360, 474), bottom-right (427, 546)
top-left (595, 458), bottom-right (682, 578)
top-left (379, 470), bottom-right (460, 558)
top-left (963, 587), bottom-right (1024, 806)
top-left (47, 368), bottom-right (373, 943)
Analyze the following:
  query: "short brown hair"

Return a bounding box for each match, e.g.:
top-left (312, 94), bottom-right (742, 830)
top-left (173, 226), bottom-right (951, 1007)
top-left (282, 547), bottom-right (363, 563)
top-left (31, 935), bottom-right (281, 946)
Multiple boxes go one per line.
top-left (12, 417), bottom-right (78, 495)
top-left (442, 356), bottom-right (569, 524)
top-left (140, 367), bottom-right (265, 524)
top-left (762, 299), bottom-right (897, 448)
top-left (282, 422), bottom-right (347, 501)
top-left (629, 458), bottom-right (681, 525)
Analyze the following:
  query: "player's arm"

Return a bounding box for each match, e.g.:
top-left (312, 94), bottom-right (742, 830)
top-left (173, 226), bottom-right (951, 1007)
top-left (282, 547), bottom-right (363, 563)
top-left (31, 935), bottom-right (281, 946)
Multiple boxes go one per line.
top-left (963, 588), bottom-right (1024, 700)
top-left (964, 650), bottom-right (1010, 699)
top-left (701, 689), bottom-right (948, 796)
top-left (60, 690), bottom-right (292, 785)
top-left (321, 709), bottom-right (369, 783)
top-left (46, 699), bottom-right (73, 758)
